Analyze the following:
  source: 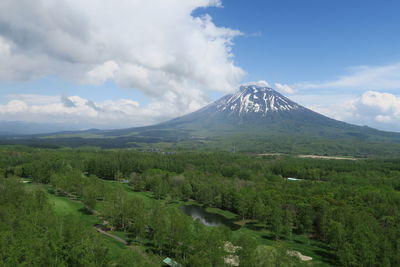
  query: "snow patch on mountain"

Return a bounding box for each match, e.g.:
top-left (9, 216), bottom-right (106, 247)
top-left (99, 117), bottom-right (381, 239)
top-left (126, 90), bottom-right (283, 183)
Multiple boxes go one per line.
top-left (216, 85), bottom-right (303, 117)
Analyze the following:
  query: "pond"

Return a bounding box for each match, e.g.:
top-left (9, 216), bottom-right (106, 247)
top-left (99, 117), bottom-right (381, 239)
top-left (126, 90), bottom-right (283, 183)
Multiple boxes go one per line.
top-left (180, 205), bottom-right (240, 230)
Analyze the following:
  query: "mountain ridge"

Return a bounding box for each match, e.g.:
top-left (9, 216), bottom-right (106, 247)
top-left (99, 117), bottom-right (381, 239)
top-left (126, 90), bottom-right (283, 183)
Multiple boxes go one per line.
top-left (160, 84), bottom-right (387, 136)
top-left (2, 84), bottom-right (400, 156)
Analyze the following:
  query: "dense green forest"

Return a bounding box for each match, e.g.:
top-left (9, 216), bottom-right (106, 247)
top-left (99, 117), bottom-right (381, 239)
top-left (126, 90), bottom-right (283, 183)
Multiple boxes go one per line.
top-left (3, 132), bottom-right (400, 157)
top-left (1, 146), bottom-right (400, 266)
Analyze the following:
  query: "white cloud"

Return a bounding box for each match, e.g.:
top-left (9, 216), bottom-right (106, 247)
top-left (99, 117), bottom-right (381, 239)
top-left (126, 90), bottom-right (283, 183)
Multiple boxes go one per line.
top-left (358, 91), bottom-right (400, 113)
top-left (0, 100), bottom-right (28, 113)
top-left (0, 37), bottom-right (11, 56)
top-left (275, 83), bottom-right (297, 94)
top-left (295, 62), bottom-right (400, 91)
top-left (0, 94), bottom-right (198, 128)
top-left (303, 91), bottom-right (400, 131)
top-left (5, 94), bottom-right (59, 105)
top-left (86, 61), bottom-right (120, 85)
top-left (283, 62), bottom-right (400, 131)
top-left (0, 0), bottom-right (245, 114)
top-left (375, 115), bottom-right (392, 123)
top-left (243, 80), bottom-right (271, 87)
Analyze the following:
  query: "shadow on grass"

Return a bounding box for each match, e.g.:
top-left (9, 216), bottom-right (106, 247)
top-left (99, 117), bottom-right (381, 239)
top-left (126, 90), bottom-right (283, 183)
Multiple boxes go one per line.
top-left (315, 242), bottom-right (332, 251)
top-left (261, 233), bottom-right (338, 266)
top-left (313, 248), bottom-right (338, 266)
top-left (243, 222), bottom-right (266, 231)
top-left (79, 207), bottom-right (94, 215)
top-left (144, 242), bottom-right (154, 249)
top-left (293, 239), bottom-right (305, 245)
top-left (261, 234), bottom-right (283, 241)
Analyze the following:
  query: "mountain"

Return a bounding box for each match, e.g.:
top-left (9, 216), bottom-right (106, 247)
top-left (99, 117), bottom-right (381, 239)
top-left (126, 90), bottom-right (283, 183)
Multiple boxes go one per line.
top-left (0, 121), bottom-right (92, 136)
top-left (159, 84), bottom-right (394, 137)
top-left (2, 84), bottom-right (400, 156)
top-left (201, 84), bottom-right (304, 118)
top-left (165, 85), bottom-right (326, 127)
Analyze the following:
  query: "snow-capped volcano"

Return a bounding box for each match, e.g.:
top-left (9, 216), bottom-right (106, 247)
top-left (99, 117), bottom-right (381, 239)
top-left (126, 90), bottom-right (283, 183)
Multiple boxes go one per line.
top-left (11, 82), bottom-right (400, 156)
top-left (164, 83), bottom-right (322, 125)
top-left (163, 82), bottom-right (358, 130)
top-left (215, 85), bottom-right (303, 117)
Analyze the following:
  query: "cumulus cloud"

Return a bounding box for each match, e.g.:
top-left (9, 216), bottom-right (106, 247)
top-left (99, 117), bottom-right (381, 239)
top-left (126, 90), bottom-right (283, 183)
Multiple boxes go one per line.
top-left (295, 62), bottom-right (400, 91)
top-left (357, 91), bottom-right (400, 113)
top-left (0, 0), bottom-right (245, 114)
top-left (5, 94), bottom-right (59, 105)
top-left (0, 94), bottom-right (188, 128)
top-left (304, 91), bottom-right (400, 131)
top-left (275, 83), bottom-right (297, 94)
top-left (280, 62), bottom-right (400, 131)
top-left (0, 100), bottom-right (28, 114)
top-left (243, 80), bottom-right (271, 87)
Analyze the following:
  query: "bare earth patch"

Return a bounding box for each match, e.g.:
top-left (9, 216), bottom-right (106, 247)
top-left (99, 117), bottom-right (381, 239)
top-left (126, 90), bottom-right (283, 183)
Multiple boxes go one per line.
top-left (287, 250), bottom-right (313, 261)
top-left (298, 155), bottom-right (357, 160)
top-left (259, 153), bottom-right (358, 160)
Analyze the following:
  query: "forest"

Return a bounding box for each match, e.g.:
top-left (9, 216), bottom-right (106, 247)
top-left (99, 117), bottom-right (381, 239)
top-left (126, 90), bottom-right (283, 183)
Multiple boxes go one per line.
top-left (1, 146), bottom-right (400, 266)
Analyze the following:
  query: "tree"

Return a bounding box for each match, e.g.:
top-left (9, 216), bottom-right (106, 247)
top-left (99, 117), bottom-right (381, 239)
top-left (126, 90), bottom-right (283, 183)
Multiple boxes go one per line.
top-left (127, 197), bottom-right (148, 239)
top-left (149, 202), bottom-right (169, 255)
top-left (236, 234), bottom-right (258, 267)
top-left (82, 185), bottom-right (97, 213)
top-left (283, 206), bottom-right (295, 238)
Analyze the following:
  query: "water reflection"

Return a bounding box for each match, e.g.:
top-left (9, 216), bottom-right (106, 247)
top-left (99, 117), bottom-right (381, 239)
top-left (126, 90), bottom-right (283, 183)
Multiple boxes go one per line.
top-left (180, 205), bottom-right (240, 230)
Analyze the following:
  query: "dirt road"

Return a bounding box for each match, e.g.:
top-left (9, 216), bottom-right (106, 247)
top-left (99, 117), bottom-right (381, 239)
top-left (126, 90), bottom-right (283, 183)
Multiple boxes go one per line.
top-left (96, 227), bottom-right (128, 245)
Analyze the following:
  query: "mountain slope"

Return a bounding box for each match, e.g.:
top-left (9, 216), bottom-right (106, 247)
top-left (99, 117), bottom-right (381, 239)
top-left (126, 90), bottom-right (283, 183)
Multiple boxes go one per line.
top-left (0, 121), bottom-right (90, 136)
top-left (160, 85), bottom-right (397, 139)
top-left (2, 84), bottom-right (400, 155)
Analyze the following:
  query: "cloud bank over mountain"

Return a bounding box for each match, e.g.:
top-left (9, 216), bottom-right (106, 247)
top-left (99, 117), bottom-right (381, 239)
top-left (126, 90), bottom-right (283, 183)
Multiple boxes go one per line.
top-left (0, 94), bottom-right (185, 129)
top-left (301, 91), bottom-right (400, 132)
top-left (0, 0), bottom-right (244, 115)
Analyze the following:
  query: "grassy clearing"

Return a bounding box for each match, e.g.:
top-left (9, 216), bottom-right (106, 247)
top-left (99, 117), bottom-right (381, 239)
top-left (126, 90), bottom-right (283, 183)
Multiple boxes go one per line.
top-left (26, 183), bottom-right (100, 227)
top-left (24, 183), bottom-right (134, 262)
top-left (205, 206), bottom-right (239, 220)
top-left (234, 226), bottom-right (334, 266)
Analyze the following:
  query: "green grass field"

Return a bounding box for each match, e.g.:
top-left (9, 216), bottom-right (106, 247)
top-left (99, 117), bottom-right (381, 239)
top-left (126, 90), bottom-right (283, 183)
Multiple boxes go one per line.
top-left (23, 182), bottom-right (160, 265)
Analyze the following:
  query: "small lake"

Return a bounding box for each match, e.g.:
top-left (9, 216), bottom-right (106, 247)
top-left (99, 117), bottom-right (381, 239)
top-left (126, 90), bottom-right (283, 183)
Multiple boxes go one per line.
top-left (180, 205), bottom-right (240, 230)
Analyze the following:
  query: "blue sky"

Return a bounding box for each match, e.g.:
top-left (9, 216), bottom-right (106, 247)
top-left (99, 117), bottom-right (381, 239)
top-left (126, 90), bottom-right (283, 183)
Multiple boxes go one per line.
top-left (202, 0), bottom-right (400, 83)
top-left (0, 0), bottom-right (400, 131)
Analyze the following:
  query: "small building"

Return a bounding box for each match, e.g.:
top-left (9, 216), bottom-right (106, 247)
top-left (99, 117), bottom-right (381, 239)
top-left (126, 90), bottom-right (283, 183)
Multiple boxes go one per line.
top-left (162, 257), bottom-right (181, 267)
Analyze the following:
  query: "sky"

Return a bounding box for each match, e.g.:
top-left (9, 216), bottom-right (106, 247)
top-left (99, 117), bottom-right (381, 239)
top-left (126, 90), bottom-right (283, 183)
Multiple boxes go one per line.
top-left (1, 0), bottom-right (400, 131)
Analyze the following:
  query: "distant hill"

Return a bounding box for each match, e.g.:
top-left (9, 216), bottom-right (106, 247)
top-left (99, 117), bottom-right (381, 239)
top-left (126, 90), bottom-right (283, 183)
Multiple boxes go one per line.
top-left (2, 84), bottom-right (400, 156)
top-left (0, 121), bottom-right (92, 136)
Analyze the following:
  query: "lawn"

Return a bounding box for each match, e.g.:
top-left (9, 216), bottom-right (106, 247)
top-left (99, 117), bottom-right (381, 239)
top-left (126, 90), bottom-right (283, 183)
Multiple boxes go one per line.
top-left (23, 182), bottom-right (140, 262)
